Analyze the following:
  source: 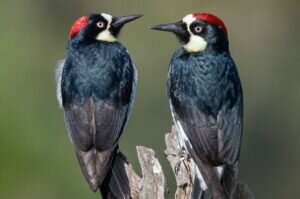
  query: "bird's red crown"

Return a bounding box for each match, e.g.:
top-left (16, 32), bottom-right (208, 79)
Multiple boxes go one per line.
top-left (69, 16), bottom-right (89, 38)
top-left (192, 13), bottom-right (228, 35)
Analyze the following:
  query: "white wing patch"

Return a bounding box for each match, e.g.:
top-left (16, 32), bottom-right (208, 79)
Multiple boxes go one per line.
top-left (169, 99), bottom-right (224, 190)
top-left (191, 159), bottom-right (208, 190)
top-left (55, 59), bottom-right (65, 108)
top-left (216, 166), bottom-right (224, 180)
top-left (170, 102), bottom-right (191, 150)
top-left (170, 102), bottom-right (208, 190)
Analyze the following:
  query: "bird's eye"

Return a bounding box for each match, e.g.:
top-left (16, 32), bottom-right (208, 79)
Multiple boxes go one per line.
top-left (96, 21), bottom-right (105, 28)
top-left (194, 26), bottom-right (203, 33)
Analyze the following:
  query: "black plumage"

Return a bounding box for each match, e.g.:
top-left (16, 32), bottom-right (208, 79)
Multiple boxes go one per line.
top-left (62, 39), bottom-right (136, 191)
top-left (169, 48), bottom-right (243, 163)
top-left (151, 13), bottom-right (243, 199)
top-left (57, 13), bottom-right (141, 195)
top-left (169, 49), bottom-right (243, 199)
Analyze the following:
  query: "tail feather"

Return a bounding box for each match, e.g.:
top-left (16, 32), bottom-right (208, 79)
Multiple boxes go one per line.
top-left (100, 149), bottom-right (131, 199)
top-left (200, 191), bottom-right (212, 199)
top-left (191, 165), bottom-right (212, 199)
top-left (221, 163), bottom-right (238, 199)
top-left (76, 147), bottom-right (115, 192)
top-left (187, 144), bottom-right (226, 199)
top-left (191, 175), bottom-right (202, 198)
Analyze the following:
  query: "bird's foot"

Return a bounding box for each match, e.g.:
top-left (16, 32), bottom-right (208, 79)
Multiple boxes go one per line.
top-left (174, 149), bottom-right (190, 175)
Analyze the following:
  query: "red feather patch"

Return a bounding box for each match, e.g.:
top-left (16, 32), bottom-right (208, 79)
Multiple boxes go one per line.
top-left (69, 16), bottom-right (89, 39)
top-left (192, 13), bottom-right (228, 35)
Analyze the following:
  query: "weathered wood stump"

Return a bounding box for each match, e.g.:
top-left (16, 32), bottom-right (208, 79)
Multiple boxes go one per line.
top-left (101, 126), bottom-right (254, 199)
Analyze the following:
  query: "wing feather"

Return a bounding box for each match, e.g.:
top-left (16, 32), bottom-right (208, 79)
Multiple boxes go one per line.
top-left (94, 102), bottom-right (129, 151)
top-left (58, 45), bottom-right (137, 191)
top-left (173, 106), bottom-right (219, 165)
top-left (55, 59), bottom-right (65, 108)
top-left (217, 101), bottom-right (243, 163)
top-left (63, 98), bottom-right (131, 191)
top-left (172, 99), bottom-right (242, 165)
top-left (64, 99), bottom-right (94, 151)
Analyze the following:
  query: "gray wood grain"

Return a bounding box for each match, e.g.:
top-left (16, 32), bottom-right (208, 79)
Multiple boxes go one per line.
top-left (101, 126), bottom-right (254, 199)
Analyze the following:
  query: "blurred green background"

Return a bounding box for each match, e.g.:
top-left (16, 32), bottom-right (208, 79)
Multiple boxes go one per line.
top-left (0, 0), bottom-right (299, 198)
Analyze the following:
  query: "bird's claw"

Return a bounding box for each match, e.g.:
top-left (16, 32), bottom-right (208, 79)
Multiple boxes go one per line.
top-left (174, 150), bottom-right (189, 175)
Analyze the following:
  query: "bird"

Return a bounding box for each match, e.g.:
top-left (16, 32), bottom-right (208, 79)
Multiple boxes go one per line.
top-left (56, 12), bottom-right (142, 194)
top-left (151, 13), bottom-right (243, 199)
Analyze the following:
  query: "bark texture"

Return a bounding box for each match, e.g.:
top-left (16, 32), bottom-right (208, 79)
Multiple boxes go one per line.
top-left (101, 126), bottom-right (254, 199)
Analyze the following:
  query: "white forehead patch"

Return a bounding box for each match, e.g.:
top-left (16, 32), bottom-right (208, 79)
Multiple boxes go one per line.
top-left (96, 13), bottom-right (117, 42)
top-left (182, 14), bottom-right (195, 26)
top-left (182, 14), bottom-right (208, 52)
top-left (101, 13), bottom-right (113, 24)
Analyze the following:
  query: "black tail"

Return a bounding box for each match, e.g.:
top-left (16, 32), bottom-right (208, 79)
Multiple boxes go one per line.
top-left (191, 176), bottom-right (212, 199)
top-left (191, 175), bottom-right (202, 198)
top-left (221, 163), bottom-right (238, 199)
top-left (186, 145), bottom-right (226, 199)
top-left (100, 149), bottom-right (131, 199)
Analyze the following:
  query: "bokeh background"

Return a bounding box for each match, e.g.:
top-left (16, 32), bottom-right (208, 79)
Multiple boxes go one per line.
top-left (0, 0), bottom-right (299, 198)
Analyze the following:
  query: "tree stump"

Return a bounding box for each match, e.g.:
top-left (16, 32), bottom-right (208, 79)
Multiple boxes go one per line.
top-left (101, 126), bottom-right (254, 199)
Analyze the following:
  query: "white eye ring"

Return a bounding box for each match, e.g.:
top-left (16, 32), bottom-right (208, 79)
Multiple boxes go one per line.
top-left (96, 21), bottom-right (105, 28)
top-left (194, 26), bottom-right (203, 33)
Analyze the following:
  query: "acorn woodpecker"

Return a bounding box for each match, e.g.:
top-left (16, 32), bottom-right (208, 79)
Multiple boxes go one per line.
top-left (151, 13), bottom-right (243, 199)
top-left (56, 13), bottom-right (142, 192)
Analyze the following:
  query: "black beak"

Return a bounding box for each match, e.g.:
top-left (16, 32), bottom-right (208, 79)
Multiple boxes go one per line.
top-left (111, 14), bottom-right (143, 30)
top-left (150, 22), bottom-right (187, 36)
